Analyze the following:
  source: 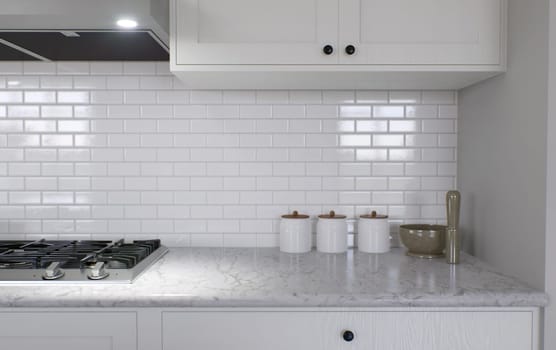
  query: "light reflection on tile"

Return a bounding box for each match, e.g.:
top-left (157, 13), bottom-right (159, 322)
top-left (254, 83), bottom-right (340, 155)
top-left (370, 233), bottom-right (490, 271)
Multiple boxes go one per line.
top-left (356, 149), bottom-right (388, 161)
top-left (340, 135), bottom-right (371, 147)
top-left (340, 105), bottom-right (371, 118)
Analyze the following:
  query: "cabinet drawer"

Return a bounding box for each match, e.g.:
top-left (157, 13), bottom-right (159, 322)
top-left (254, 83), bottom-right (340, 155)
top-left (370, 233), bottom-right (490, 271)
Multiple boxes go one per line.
top-left (0, 312), bottom-right (137, 350)
top-left (163, 311), bottom-right (533, 350)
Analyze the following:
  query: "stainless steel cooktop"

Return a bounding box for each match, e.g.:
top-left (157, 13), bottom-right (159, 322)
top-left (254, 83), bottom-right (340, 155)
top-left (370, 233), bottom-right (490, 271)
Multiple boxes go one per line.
top-left (0, 239), bottom-right (168, 284)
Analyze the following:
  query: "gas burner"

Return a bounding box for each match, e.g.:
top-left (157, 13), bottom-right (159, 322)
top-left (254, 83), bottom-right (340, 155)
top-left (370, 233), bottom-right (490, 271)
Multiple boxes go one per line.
top-left (0, 239), bottom-right (167, 283)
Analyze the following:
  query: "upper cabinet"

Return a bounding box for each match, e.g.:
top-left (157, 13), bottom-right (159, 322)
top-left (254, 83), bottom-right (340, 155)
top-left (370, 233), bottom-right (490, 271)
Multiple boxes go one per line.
top-left (171, 0), bottom-right (507, 89)
top-left (175, 0), bottom-right (338, 65)
top-left (340, 0), bottom-right (502, 65)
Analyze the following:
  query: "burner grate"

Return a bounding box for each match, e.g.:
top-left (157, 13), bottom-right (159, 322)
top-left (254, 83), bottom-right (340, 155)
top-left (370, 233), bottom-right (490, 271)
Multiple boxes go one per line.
top-left (0, 239), bottom-right (162, 270)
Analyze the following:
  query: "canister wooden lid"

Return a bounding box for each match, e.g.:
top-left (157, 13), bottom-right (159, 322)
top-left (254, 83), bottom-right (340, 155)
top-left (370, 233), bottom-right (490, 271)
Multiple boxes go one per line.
top-left (318, 210), bottom-right (347, 219)
top-left (360, 210), bottom-right (388, 219)
top-left (281, 210), bottom-right (310, 219)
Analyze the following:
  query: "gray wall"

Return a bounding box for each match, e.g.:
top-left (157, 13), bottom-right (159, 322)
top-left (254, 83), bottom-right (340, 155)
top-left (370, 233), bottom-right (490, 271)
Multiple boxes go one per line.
top-left (544, 0), bottom-right (556, 347)
top-left (458, 0), bottom-right (548, 289)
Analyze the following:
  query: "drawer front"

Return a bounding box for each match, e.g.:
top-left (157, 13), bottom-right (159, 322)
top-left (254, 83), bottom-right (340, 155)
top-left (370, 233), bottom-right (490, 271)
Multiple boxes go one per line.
top-left (0, 312), bottom-right (137, 350)
top-left (163, 311), bottom-right (533, 350)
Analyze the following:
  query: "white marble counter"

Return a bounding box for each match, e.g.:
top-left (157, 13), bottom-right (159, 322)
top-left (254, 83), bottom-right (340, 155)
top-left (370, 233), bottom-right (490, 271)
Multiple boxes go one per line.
top-left (0, 248), bottom-right (548, 308)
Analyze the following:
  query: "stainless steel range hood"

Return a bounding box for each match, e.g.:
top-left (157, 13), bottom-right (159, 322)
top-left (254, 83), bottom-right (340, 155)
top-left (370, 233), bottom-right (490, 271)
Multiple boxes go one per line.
top-left (0, 0), bottom-right (169, 61)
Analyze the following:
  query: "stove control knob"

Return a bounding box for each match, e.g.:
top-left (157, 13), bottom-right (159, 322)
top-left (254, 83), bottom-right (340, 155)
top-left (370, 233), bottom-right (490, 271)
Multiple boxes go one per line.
top-left (88, 262), bottom-right (110, 280)
top-left (43, 262), bottom-right (65, 280)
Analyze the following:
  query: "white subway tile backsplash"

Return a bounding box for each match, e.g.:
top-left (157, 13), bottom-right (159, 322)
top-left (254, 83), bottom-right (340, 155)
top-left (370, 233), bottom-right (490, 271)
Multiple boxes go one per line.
top-left (4, 76), bottom-right (40, 90)
top-left (323, 149), bottom-right (354, 161)
top-left (9, 163), bottom-right (40, 176)
top-left (422, 148), bottom-right (455, 162)
top-left (0, 91), bottom-right (23, 103)
top-left (0, 62), bottom-right (23, 75)
top-left (323, 90), bottom-right (355, 104)
top-left (422, 120), bottom-right (455, 133)
top-left (8, 105), bottom-right (39, 118)
top-left (223, 90), bottom-right (256, 104)
top-left (140, 76), bottom-right (172, 90)
top-left (0, 149), bottom-right (23, 161)
top-left (273, 105), bottom-right (306, 118)
top-left (373, 134), bottom-right (404, 147)
top-left (438, 105), bottom-right (458, 118)
top-left (40, 76), bottom-right (73, 89)
top-left (356, 177), bottom-right (388, 191)
top-left (190, 90), bottom-right (222, 104)
top-left (289, 90), bottom-right (322, 104)
top-left (339, 163), bottom-right (370, 177)
top-left (24, 91), bottom-right (56, 103)
top-left (42, 106), bottom-right (73, 118)
top-left (405, 134), bottom-right (437, 147)
top-left (25, 149), bottom-right (57, 161)
top-left (57, 62), bottom-right (89, 75)
top-left (340, 135), bottom-right (371, 147)
top-left (373, 105), bottom-right (404, 118)
top-left (422, 91), bottom-right (456, 105)
top-left (340, 105), bottom-right (371, 118)
top-left (123, 62), bottom-right (156, 75)
top-left (75, 105), bottom-right (107, 118)
top-left (372, 191), bottom-right (404, 205)
top-left (157, 91), bottom-right (190, 105)
top-left (389, 91), bottom-right (421, 104)
top-left (90, 62), bottom-right (123, 75)
top-left (0, 64), bottom-right (457, 245)
top-left (73, 76), bottom-right (107, 90)
top-left (372, 163), bottom-right (404, 176)
top-left (355, 91), bottom-right (388, 104)
top-left (125, 91), bottom-right (156, 104)
top-left (256, 91), bottom-right (289, 104)
top-left (7, 135), bottom-right (40, 147)
top-left (23, 62), bottom-right (56, 75)
top-left (0, 120), bottom-right (24, 132)
top-left (405, 105), bottom-right (438, 118)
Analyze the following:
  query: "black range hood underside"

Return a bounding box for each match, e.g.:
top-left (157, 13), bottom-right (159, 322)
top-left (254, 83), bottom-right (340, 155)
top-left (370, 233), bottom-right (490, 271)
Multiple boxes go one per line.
top-left (0, 30), bottom-right (169, 61)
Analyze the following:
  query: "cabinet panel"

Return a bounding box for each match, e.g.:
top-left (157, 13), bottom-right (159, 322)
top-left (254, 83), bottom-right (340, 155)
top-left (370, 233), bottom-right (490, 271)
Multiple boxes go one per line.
top-left (162, 310), bottom-right (533, 350)
top-left (373, 311), bottom-right (532, 350)
top-left (0, 312), bottom-right (137, 350)
top-left (340, 0), bottom-right (503, 65)
top-left (174, 0), bottom-right (339, 64)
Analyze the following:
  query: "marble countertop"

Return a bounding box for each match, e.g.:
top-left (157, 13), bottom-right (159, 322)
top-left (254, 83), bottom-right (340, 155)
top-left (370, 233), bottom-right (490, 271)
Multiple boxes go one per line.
top-left (0, 247), bottom-right (548, 308)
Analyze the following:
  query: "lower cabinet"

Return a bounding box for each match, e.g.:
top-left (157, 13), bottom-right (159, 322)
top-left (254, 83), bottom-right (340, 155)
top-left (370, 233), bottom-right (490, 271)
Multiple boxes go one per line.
top-left (0, 308), bottom-right (539, 350)
top-left (163, 310), bottom-right (536, 350)
top-left (0, 312), bottom-right (137, 350)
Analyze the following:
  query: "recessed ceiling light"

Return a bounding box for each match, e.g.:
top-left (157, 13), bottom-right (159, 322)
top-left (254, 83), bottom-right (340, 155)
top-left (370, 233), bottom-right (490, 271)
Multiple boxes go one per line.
top-left (117, 19), bottom-right (138, 29)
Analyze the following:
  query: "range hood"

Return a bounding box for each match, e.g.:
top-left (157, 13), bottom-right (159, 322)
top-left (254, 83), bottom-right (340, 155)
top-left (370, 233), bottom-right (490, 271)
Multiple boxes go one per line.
top-left (0, 0), bottom-right (169, 61)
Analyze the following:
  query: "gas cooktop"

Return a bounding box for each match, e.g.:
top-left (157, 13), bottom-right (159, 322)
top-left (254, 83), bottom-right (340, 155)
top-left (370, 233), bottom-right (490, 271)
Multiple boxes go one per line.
top-left (0, 239), bottom-right (168, 283)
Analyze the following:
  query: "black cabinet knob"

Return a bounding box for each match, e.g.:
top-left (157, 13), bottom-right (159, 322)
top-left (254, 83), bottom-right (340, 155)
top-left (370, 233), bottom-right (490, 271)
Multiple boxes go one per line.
top-left (345, 45), bottom-right (356, 55)
top-left (323, 45), bottom-right (334, 55)
top-left (342, 330), bottom-right (355, 342)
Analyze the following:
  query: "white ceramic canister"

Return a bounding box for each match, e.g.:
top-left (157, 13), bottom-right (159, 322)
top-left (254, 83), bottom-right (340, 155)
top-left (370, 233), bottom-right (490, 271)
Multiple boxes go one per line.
top-left (280, 211), bottom-right (312, 253)
top-left (358, 211), bottom-right (390, 253)
top-left (316, 211), bottom-right (348, 253)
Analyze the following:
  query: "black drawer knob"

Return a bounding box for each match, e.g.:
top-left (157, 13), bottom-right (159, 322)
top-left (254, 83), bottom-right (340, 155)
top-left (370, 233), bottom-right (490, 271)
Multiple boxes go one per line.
top-left (323, 45), bottom-right (334, 55)
top-left (345, 45), bottom-right (356, 55)
top-left (342, 330), bottom-right (355, 342)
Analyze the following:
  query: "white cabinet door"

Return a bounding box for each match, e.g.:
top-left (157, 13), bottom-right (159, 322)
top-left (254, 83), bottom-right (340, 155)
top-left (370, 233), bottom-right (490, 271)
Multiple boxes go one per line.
top-left (173, 0), bottom-right (339, 64)
top-left (339, 0), bottom-right (504, 65)
top-left (162, 310), bottom-right (533, 350)
top-left (0, 312), bottom-right (137, 350)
